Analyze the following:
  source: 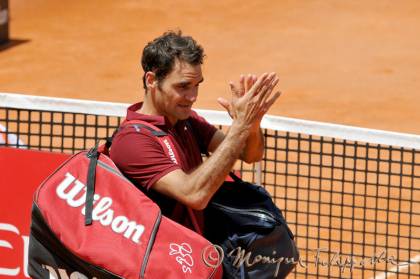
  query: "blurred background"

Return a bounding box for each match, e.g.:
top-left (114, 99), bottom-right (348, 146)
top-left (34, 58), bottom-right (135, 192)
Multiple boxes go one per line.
top-left (1, 0), bottom-right (420, 134)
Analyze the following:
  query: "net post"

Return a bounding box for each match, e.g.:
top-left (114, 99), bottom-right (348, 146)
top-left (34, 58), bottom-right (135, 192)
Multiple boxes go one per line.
top-left (0, 0), bottom-right (9, 44)
top-left (255, 161), bottom-right (262, 185)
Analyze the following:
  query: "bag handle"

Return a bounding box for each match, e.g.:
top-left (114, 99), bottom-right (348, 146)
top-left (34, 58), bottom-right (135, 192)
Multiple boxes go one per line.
top-left (85, 142), bottom-right (99, 225)
top-left (227, 171), bottom-right (242, 183)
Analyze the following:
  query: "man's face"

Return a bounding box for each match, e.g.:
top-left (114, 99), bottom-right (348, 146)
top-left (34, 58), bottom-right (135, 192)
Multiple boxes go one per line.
top-left (154, 59), bottom-right (203, 125)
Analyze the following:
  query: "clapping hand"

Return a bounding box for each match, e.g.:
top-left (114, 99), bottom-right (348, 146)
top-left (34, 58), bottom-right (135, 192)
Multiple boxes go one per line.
top-left (217, 72), bottom-right (281, 130)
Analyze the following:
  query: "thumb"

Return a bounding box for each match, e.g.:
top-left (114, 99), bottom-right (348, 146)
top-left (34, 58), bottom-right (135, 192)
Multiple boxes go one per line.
top-left (217, 97), bottom-right (234, 118)
top-left (217, 97), bottom-right (230, 111)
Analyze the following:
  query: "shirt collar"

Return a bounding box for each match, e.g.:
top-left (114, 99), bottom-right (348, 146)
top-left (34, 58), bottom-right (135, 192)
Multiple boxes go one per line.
top-left (126, 102), bottom-right (186, 129)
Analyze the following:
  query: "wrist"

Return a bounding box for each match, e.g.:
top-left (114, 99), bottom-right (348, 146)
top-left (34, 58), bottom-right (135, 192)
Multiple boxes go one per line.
top-left (228, 121), bottom-right (250, 143)
top-left (249, 120), bottom-right (261, 133)
top-left (230, 120), bottom-right (251, 134)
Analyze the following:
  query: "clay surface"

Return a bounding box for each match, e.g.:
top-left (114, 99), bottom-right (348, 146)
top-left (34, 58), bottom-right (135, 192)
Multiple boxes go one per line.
top-left (1, 0), bottom-right (420, 134)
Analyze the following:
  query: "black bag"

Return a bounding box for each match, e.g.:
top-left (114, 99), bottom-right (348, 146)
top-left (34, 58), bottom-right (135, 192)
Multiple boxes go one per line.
top-left (204, 172), bottom-right (299, 279)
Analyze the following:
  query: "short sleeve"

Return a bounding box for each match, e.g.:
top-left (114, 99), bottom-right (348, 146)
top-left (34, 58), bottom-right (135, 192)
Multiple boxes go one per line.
top-left (110, 127), bottom-right (181, 190)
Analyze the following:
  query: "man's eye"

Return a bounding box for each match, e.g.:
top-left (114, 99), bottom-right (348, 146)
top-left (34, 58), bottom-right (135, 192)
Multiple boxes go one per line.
top-left (178, 84), bottom-right (190, 89)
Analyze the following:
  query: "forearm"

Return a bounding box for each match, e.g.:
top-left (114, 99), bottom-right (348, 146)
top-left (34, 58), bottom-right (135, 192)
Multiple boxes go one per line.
top-left (183, 122), bottom-right (250, 209)
top-left (240, 124), bottom-right (264, 163)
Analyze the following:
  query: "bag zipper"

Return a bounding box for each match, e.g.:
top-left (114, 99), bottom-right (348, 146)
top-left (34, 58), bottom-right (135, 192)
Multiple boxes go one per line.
top-left (210, 202), bottom-right (278, 223)
top-left (140, 210), bottom-right (162, 278)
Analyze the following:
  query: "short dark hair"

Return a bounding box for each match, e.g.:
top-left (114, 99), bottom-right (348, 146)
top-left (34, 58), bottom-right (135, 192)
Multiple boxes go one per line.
top-left (141, 30), bottom-right (205, 90)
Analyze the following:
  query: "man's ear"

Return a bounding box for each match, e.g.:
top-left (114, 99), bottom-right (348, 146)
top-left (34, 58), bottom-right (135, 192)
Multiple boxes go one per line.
top-left (145, 72), bottom-right (158, 91)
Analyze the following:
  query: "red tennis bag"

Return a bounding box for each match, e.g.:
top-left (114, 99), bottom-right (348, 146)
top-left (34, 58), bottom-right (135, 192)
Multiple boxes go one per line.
top-left (28, 146), bottom-right (222, 278)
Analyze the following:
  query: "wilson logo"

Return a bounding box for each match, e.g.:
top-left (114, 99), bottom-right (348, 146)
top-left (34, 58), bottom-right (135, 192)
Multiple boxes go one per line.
top-left (55, 172), bottom-right (145, 244)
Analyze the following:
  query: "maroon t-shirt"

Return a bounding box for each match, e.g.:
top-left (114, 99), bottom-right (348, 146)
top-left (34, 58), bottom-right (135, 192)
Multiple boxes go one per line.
top-left (110, 102), bottom-right (217, 231)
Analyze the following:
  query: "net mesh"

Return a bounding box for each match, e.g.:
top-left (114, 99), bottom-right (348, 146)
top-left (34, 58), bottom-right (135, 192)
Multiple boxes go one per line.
top-left (263, 129), bottom-right (420, 278)
top-left (0, 108), bottom-right (122, 152)
top-left (1, 97), bottom-right (419, 278)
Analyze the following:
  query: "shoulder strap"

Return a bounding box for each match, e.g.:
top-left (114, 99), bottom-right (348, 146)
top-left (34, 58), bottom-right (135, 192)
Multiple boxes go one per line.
top-left (123, 120), bottom-right (181, 166)
top-left (99, 120), bottom-right (177, 162)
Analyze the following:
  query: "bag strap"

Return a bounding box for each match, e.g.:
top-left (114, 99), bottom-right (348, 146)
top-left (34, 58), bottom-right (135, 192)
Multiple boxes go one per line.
top-left (85, 142), bottom-right (99, 225)
top-left (85, 121), bottom-right (175, 226)
top-left (123, 120), bottom-right (180, 166)
top-left (106, 119), bottom-right (203, 235)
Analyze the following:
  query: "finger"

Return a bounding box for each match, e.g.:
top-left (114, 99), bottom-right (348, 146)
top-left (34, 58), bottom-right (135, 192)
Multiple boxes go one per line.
top-left (264, 91), bottom-right (282, 110)
top-left (261, 76), bottom-right (279, 102)
top-left (257, 72), bottom-right (276, 95)
top-left (217, 97), bottom-right (229, 109)
top-left (217, 97), bottom-right (233, 118)
top-left (247, 72), bottom-right (270, 97)
top-left (245, 74), bottom-right (253, 92)
top-left (249, 75), bottom-right (258, 97)
top-left (229, 81), bottom-right (241, 98)
top-left (255, 91), bottom-right (281, 118)
top-left (249, 74), bottom-right (259, 92)
top-left (255, 73), bottom-right (277, 101)
top-left (270, 75), bottom-right (280, 88)
top-left (239, 75), bottom-right (245, 96)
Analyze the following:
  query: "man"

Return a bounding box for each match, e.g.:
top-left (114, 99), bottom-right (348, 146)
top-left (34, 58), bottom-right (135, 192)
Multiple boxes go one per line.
top-left (110, 31), bottom-right (280, 232)
top-left (0, 124), bottom-right (26, 147)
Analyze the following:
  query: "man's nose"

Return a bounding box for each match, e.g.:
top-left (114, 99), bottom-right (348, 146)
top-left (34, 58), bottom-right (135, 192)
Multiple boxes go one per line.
top-left (185, 88), bottom-right (198, 102)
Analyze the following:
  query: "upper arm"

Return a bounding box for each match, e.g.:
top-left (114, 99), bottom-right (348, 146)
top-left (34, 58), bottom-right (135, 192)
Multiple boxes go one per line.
top-left (110, 127), bottom-right (181, 190)
top-left (207, 129), bottom-right (225, 153)
top-left (154, 168), bottom-right (213, 210)
top-left (151, 168), bottom-right (192, 205)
